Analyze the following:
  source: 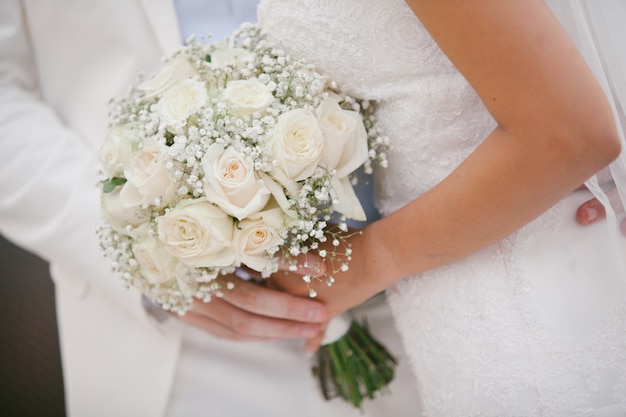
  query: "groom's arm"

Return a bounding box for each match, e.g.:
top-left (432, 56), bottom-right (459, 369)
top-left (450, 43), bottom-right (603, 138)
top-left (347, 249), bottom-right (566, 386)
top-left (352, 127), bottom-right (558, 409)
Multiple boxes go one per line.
top-left (0, 0), bottom-right (326, 341)
top-left (0, 0), bottom-right (118, 297)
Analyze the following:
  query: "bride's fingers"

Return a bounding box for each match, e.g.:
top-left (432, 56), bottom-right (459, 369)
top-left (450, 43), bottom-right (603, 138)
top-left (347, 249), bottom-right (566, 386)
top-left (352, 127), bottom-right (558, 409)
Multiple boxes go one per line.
top-left (174, 274), bottom-right (329, 341)
top-left (304, 328), bottom-right (327, 352)
top-left (179, 309), bottom-right (274, 342)
top-left (186, 297), bottom-right (324, 340)
top-left (218, 276), bottom-right (327, 322)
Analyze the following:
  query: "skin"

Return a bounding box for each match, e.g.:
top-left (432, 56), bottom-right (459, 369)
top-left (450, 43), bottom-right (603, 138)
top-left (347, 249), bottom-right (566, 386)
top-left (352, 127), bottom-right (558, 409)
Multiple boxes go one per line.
top-left (270, 0), bottom-right (622, 350)
top-left (178, 274), bottom-right (328, 342)
top-left (576, 188), bottom-right (626, 235)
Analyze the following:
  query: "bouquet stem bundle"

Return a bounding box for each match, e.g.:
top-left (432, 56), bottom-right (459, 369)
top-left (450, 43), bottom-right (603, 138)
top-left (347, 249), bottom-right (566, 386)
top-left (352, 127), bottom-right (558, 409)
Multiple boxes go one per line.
top-left (315, 319), bottom-right (397, 408)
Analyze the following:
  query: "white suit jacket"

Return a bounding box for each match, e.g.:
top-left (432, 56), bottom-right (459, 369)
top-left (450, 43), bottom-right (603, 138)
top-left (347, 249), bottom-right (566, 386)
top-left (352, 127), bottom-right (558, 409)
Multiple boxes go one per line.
top-left (0, 0), bottom-right (188, 415)
top-left (0, 1), bottom-right (419, 416)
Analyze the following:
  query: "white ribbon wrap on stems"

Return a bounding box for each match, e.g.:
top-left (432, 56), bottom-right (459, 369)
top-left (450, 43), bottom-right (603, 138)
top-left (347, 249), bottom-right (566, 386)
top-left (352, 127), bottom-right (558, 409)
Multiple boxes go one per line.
top-left (321, 313), bottom-right (352, 345)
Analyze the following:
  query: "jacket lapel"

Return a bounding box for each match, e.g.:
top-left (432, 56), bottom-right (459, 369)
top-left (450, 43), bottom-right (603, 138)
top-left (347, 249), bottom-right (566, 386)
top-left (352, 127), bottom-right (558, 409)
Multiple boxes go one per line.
top-left (137, 0), bottom-right (183, 56)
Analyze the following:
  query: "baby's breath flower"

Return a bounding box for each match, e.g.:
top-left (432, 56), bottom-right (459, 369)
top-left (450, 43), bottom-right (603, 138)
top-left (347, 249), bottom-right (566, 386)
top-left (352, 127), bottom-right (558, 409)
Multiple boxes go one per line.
top-left (98, 22), bottom-right (388, 314)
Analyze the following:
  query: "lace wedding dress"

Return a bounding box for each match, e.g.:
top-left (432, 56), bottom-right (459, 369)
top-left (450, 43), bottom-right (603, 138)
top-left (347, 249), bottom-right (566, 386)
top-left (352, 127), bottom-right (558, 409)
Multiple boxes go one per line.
top-left (258, 1), bottom-right (626, 416)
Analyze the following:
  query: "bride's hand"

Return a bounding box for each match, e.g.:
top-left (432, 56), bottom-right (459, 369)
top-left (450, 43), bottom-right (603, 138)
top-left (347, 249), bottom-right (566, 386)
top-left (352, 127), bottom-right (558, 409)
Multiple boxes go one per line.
top-left (270, 238), bottom-right (383, 351)
top-left (268, 260), bottom-right (333, 351)
top-left (176, 273), bottom-right (328, 342)
top-left (268, 268), bottom-right (333, 351)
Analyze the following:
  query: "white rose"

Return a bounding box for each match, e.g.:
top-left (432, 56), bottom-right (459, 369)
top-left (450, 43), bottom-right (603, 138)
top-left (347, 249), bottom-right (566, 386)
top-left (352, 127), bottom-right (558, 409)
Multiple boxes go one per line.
top-left (210, 47), bottom-right (255, 68)
top-left (119, 140), bottom-right (174, 207)
top-left (99, 125), bottom-right (135, 177)
top-left (101, 187), bottom-right (151, 233)
top-left (132, 234), bottom-right (185, 285)
top-left (261, 175), bottom-right (298, 221)
top-left (329, 176), bottom-right (367, 221)
top-left (202, 143), bottom-right (271, 220)
top-left (317, 98), bottom-right (369, 221)
top-left (222, 79), bottom-right (274, 116)
top-left (317, 98), bottom-right (369, 178)
top-left (269, 109), bottom-right (324, 189)
top-left (155, 78), bottom-right (208, 126)
top-left (157, 198), bottom-right (236, 268)
top-left (138, 56), bottom-right (197, 100)
top-left (234, 208), bottom-right (284, 275)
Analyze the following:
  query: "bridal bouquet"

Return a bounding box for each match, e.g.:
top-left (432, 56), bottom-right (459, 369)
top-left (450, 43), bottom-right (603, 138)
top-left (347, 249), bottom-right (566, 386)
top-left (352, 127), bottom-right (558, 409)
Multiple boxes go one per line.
top-left (97, 23), bottom-right (393, 408)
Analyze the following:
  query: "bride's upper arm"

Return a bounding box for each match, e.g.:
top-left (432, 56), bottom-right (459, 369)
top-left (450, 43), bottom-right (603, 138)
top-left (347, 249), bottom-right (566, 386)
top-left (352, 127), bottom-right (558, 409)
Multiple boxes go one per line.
top-left (403, 0), bottom-right (620, 163)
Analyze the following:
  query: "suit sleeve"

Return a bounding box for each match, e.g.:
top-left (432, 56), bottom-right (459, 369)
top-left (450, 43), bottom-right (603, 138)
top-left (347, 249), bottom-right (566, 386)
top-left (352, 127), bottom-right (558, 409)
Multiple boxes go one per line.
top-left (0, 0), bottom-right (152, 321)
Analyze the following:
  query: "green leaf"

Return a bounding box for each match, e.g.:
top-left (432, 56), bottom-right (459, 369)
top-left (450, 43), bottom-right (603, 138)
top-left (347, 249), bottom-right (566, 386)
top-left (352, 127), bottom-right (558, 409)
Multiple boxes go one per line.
top-left (102, 177), bottom-right (127, 193)
top-left (205, 54), bottom-right (212, 63)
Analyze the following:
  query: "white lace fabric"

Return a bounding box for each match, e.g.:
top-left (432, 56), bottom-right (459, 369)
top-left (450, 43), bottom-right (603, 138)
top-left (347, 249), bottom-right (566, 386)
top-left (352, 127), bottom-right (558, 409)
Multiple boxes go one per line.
top-left (258, 1), bottom-right (626, 415)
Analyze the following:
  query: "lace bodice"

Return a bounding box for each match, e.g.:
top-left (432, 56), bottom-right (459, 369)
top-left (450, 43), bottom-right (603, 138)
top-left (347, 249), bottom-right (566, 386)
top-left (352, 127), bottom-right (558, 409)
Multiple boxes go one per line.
top-left (259, 1), bottom-right (626, 415)
top-left (261, 0), bottom-right (453, 97)
top-left (258, 0), bottom-right (496, 216)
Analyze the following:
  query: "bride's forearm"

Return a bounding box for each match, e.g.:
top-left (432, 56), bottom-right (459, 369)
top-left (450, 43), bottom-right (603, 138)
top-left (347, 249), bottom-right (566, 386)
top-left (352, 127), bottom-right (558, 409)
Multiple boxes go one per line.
top-left (365, 125), bottom-right (619, 288)
top-left (274, 122), bottom-right (618, 317)
top-left (315, 119), bottom-right (618, 316)
top-left (285, 0), bottom-right (623, 317)
top-left (351, 0), bottom-right (624, 299)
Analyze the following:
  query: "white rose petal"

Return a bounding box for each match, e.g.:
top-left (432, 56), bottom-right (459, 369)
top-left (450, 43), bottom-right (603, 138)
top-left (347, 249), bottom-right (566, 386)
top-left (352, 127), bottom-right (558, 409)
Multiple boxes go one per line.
top-left (330, 176), bottom-right (367, 221)
top-left (202, 143), bottom-right (271, 220)
top-left (119, 140), bottom-right (174, 207)
top-left (138, 56), bottom-right (197, 100)
top-left (100, 125), bottom-right (136, 177)
top-left (132, 234), bottom-right (183, 285)
top-left (261, 175), bottom-right (298, 220)
top-left (155, 78), bottom-right (208, 126)
top-left (157, 198), bottom-right (236, 268)
top-left (234, 208), bottom-right (284, 274)
top-left (222, 79), bottom-right (274, 117)
top-left (315, 98), bottom-right (369, 220)
top-left (317, 98), bottom-right (369, 178)
top-left (101, 187), bottom-right (151, 233)
top-left (270, 109), bottom-right (324, 185)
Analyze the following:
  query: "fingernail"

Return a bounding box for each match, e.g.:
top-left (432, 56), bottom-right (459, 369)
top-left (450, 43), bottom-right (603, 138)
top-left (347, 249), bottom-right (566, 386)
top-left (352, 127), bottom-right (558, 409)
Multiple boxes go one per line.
top-left (584, 207), bottom-right (598, 223)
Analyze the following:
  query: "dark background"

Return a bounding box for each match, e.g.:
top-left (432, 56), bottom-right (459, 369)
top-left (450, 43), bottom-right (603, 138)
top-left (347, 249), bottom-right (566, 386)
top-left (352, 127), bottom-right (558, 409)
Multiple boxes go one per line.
top-left (0, 234), bottom-right (66, 417)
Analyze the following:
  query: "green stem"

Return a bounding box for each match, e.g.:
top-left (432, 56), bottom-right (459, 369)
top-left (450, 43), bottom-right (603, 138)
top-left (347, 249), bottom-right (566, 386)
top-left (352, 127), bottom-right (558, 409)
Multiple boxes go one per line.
top-left (313, 319), bottom-right (398, 409)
